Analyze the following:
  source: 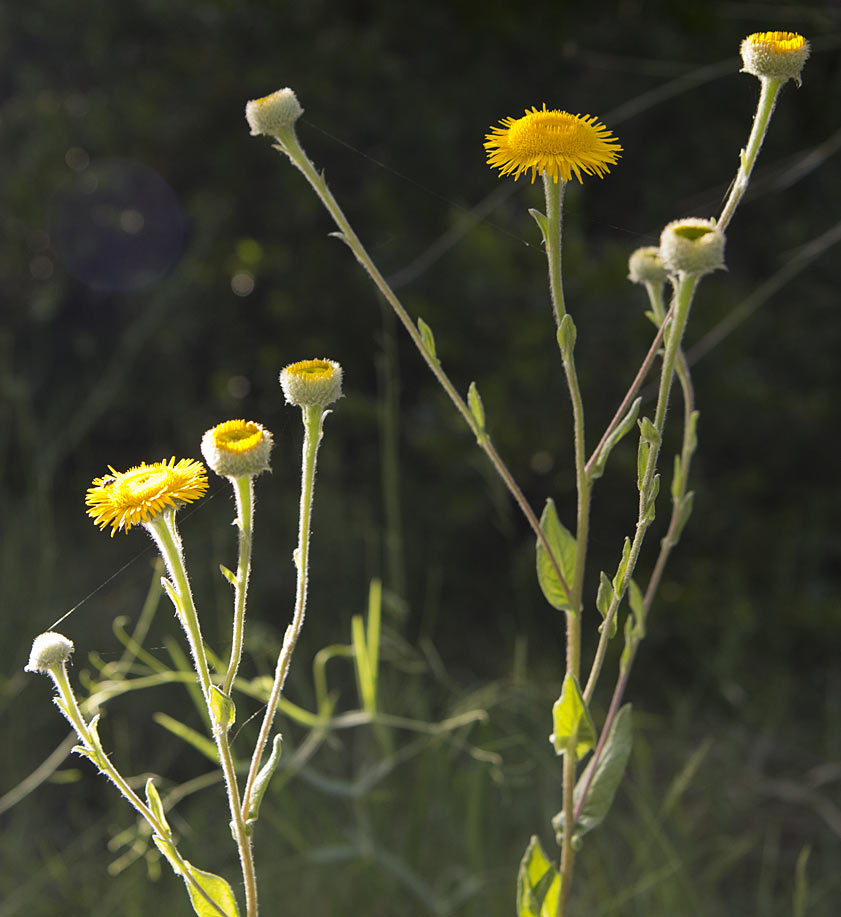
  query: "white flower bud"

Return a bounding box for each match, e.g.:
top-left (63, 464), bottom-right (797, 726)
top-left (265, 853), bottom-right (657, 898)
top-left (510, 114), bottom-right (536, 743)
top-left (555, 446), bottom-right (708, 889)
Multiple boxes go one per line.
top-left (659, 218), bottom-right (726, 277)
top-left (628, 246), bottom-right (668, 286)
top-left (245, 88), bottom-right (304, 137)
top-left (26, 632), bottom-right (75, 674)
top-left (201, 420), bottom-right (274, 478)
top-left (280, 359), bottom-right (343, 408)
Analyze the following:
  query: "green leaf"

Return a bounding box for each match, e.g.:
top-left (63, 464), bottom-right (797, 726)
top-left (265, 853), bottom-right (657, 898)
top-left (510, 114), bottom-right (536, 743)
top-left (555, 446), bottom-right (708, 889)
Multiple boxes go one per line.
top-left (145, 778), bottom-right (171, 836)
top-left (154, 712), bottom-right (218, 763)
top-left (467, 381), bottom-right (487, 436)
top-left (612, 537), bottom-right (631, 596)
top-left (556, 314), bottom-right (577, 359)
top-left (528, 208), bottom-right (549, 246)
top-left (246, 733), bottom-right (283, 824)
top-left (550, 674), bottom-right (596, 760)
top-left (793, 844), bottom-right (811, 917)
top-left (219, 564), bottom-right (237, 587)
top-left (553, 704), bottom-right (633, 844)
top-left (209, 686), bottom-right (236, 734)
top-left (183, 863), bottom-right (240, 917)
top-left (687, 410), bottom-right (699, 453)
top-left (535, 499), bottom-right (576, 612)
top-left (595, 572), bottom-right (617, 637)
top-left (627, 578), bottom-right (646, 639)
top-left (638, 416), bottom-right (661, 447)
top-left (671, 454), bottom-right (683, 500)
top-left (590, 397), bottom-right (642, 480)
top-left (152, 837), bottom-right (239, 917)
top-left (674, 491), bottom-right (695, 541)
top-left (643, 473), bottom-right (660, 523)
top-left (417, 316), bottom-right (437, 361)
top-left (516, 835), bottom-right (561, 917)
top-left (636, 438), bottom-right (649, 491)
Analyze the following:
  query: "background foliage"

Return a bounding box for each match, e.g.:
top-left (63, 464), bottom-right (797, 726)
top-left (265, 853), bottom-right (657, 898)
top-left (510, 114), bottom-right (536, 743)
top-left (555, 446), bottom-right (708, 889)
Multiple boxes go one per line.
top-left (2, 1), bottom-right (841, 914)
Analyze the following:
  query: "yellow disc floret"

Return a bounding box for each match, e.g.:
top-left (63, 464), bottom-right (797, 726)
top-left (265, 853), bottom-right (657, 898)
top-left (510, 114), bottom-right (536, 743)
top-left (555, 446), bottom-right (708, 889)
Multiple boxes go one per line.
top-left (201, 419), bottom-right (274, 478)
top-left (484, 105), bottom-right (622, 184)
top-left (86, 458), bottom-right (209, 536)
top-left (280, 358), bottom-right (343, 408)
top-left (741, 31), bottom-right (810, 85)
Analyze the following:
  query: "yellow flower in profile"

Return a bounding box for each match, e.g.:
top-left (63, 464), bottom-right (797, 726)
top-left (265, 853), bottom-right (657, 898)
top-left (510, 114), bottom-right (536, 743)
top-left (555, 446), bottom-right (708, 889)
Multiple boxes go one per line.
top-left (201, 419), bottom-right (274, 478)
top-left (485, 105), bottom-right (622, 184)
top-left (741, 31), bottom-right (810, 85)
top-left (86, 458), bottom-right (208, 536)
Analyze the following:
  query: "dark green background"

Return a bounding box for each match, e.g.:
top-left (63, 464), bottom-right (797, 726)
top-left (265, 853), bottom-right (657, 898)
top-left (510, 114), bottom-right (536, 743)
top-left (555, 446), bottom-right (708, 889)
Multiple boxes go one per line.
top-left (3, 1), bottom-right (841, 914)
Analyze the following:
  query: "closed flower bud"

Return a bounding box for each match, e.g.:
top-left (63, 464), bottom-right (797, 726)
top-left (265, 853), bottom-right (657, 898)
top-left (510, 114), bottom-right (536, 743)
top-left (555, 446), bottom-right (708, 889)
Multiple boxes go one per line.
top-left (659, 218), bottom-right (726, 277)
top-left (201, 420), bottom-right (274, 478)
top-left (741, 32), bottom-right (810, 87)
top-left (280, 359), bottom-right (343, 408)
top-left (26, 632), bottom-right (75, 674)
top-left (628, 246), bottom-right (669, 286)
top-left (245, 88), bottom-right (304, 137)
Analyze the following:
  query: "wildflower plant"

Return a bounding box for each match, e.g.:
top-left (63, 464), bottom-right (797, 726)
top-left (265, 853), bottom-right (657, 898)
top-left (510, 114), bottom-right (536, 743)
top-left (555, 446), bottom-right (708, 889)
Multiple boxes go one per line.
top-left (27, 377), bottom-right (341, 916)
top-left (24, 28), bottom-right (816, 917)
top-left (243, 29), bottom-right (812, 916)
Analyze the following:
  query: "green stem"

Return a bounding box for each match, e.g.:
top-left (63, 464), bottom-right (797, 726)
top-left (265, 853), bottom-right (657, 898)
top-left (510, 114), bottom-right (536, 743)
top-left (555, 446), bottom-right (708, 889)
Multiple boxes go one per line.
top-left (223, 474), bottom-right (255, 695)
top-left (718, 76), bottom-right (782, 231)
top-left (582, 273), bottom-right (698, 705)
top-left (542, 174), bottom-right (590, 917)
top-left (241, 404), bottom-right (324, 821)
top-left (147, 513), bottom-right (258, 917)
top-left (268, 124), bottom-right (573, 607)
top-left (48, 664), bottom-right (230, 917)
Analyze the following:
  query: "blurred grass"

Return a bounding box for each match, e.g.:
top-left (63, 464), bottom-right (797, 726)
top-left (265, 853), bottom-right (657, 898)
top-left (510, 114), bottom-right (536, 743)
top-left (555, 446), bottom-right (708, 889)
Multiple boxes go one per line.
top-left (3, 0), bottom-right (841, 914)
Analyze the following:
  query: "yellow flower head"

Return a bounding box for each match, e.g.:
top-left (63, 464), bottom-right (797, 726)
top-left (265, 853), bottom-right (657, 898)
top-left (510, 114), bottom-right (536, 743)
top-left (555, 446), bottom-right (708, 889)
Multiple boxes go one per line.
top-left (484, 105), bottom-right (622, 184)
top-left (86, 458), bottom-right (208, 537)
top-left (201, 419), bottom-right (274, 478)
top-left (740, 31), bottom-right (810, 85)
top-left (280, 358), bottom-right (343, 408)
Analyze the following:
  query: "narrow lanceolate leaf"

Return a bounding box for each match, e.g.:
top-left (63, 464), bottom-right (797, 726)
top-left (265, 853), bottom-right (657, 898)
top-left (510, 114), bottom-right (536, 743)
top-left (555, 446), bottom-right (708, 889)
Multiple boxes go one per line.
top-left (154, 713), bottom-right (219, 763)
top-left (516, 835), bottom-right (561, 917)
top-left (612, 537), bottom-right (631, 596)
top-left (417, 317), bottom-right (437, 361)
top-left (687, 410), bottom-right (699, 453)
top-left (627, 578), bottom-right (645, 639)
top-left (674, 491), bottom-right (695, 541)
top-left (557, 314), bottom-right (577, 359)
top-left (467, 381), bottom-right (486, 432)
top-left (535, 499), bottom-right (576, 612)
top-left (590, 397), bottom-right (642, 480)
top-left (246, 733), bottom-right (283, 824)
top-left (219, 564), bottom-right (237, 588)
top-left (638, 416), bottom-right (661, 447)
top-left (637, 438), bottom-right (650, 492)
top-left (595, 571), bottom-right (617, 637)
top-left (550, 674), bottom-right (596, 761)
top-left (528, 208), bottom-right (549, 246)
top-left (553, 704), bottom-right (633, 844)
top-left (145, 778), bottom-right (171, 836)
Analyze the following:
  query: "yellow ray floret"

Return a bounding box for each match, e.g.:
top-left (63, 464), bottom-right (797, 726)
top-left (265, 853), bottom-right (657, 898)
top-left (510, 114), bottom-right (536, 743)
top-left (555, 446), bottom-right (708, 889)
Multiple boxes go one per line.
top-left (485, 105), bottom-right (622, 184)
top-left (86, 457), bottom-right (208, 536)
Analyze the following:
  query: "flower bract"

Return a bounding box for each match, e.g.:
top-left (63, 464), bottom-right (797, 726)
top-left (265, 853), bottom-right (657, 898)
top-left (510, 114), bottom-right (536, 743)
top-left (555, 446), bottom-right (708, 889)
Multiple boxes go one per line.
top-left (202, 419), bottom-right (274, 477)
top-left (86, 458), bottom-right (208, 536)
top-left (484, 105), bottom-right (622, 184)
top-left (280, 358), bottom-right (343, 408)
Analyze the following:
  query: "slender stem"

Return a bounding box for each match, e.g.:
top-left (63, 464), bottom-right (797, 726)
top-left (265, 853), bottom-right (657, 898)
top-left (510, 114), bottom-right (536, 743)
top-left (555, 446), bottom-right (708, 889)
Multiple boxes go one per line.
top-left (241, 404), bottom-right (324, 819)
top-left (49, 664), bottom-right (230, 917)
top-left (718, 76), bottom-right (782, 232)
top-left (147, 513), bottom-right (258, 917)
top-left (543, 176), bottom-right (568, 322)
top-left (584, 314), bottom-right (670, 476)
top-left (224, 474), bottom-right (255, 694)
top-left (542, 174), bottom-right (589, 917)
top-left (268, 125), bottom-right (573, 606)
